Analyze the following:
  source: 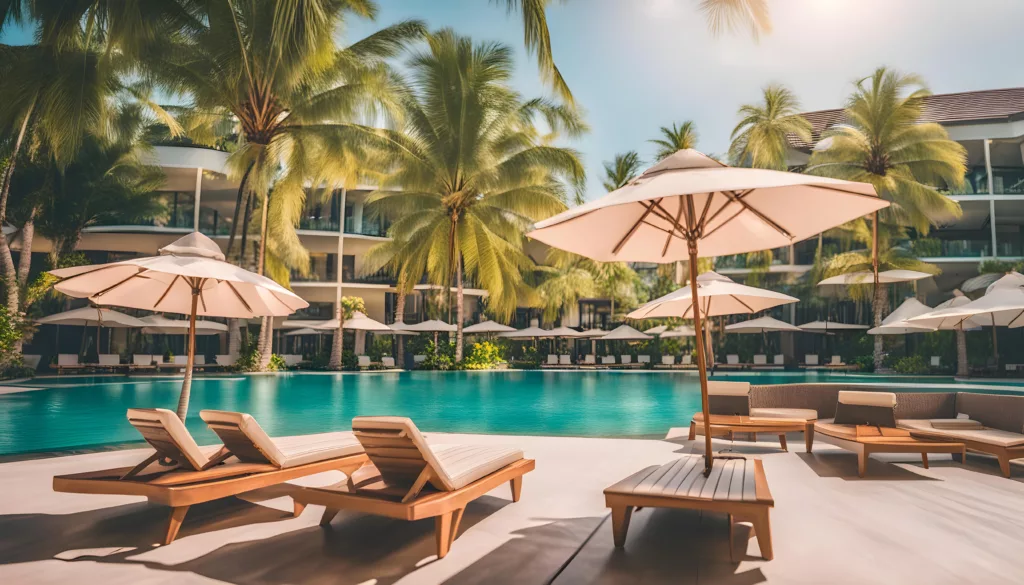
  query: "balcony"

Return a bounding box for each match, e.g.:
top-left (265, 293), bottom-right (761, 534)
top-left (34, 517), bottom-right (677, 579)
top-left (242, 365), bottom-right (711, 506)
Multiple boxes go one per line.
top-left (715, 247), bottom-right (791, 270)
top-left (299, 215), bottom-right (340, 232)
top-left (291, 254), bottom-right (337, 282)
top-left (909, 237), bottom-right (991, 258)
top-left (946, 167), bottom-right (1024, 196)
top-left (94, 191), bottom-right (194, 231)
top-left (344, 216), bottom-right (389, 237)
top-left (198, 206), bottom-right (232, 236)
top-left (344, 267), bottom-right (395, 285)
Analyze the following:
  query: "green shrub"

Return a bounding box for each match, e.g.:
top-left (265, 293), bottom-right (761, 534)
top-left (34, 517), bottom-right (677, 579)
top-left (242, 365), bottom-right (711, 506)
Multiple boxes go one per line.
top-left (893, 355), bottom-right (929, 375)
top-left (461, 341), bottom-right (505, 370)
top-left (421, 340), bottom-right (455, 370)
top-left (341, 349), bottom-right (358, 371)
top-left (851, 355), bottom-right (874, 372)
top-left (368, 336), bottom-right (392, 362)
top-left (908, 237), bottom-right (942, 257)
top-left (511, 345), bottom-right (540, 369)
top-left (268, 354), bottom-right (287, 371)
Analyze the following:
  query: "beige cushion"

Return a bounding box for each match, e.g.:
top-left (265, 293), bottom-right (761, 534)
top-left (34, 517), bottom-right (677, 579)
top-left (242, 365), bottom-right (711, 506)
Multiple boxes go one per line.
top-left (127, 408), bottom-right (209, 470)
top-left (352, 416), bottom-right (523, 491)
top-left (750, 407), bottom-right (818, 421)
top-left (358, 356), bottom-right (372, 367)
top-left (753, 355), bottom-right (767, 365)
top-left (726, 355), bottom-right (740, 365)
top-left (708, 381), bottom-right (750, 396)
top-left (662, 355), bottom-right (675, 365)
top-left (200, 410), bottom-right (363, 468)
top-left (98, 354), bottom-right (120, 366)
top-left (133, 354), bottom-right (152, 366)
top-left (57, 354), bottom-right (79, 366)
top-left (838, 390), bottom-right (896, 408)
top-left (621, 355), bottom-right (632, 364)
top-left (899, 419), bottom-right (1024, 447)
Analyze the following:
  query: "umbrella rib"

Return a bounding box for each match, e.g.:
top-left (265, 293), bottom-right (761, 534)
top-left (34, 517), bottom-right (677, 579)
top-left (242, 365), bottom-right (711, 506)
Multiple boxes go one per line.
top-left (722, 190), bottom-right (793, 239)
top-left (154, 275), bottom-right (181, 309)
top-left (696, 193), bottom-right (715, 233)
top-left (730, 295), bottom-right (755, 313)
top-left (662, 201), bottom-right (684, 257)
top-left (92, 269), bottom-right (148, 299)
top-left (225, 281), bottom-right (254, 314)
top-left (612, 198), bottom-right (662, 255)
top-left (702, 207), bottom-right (745, 240)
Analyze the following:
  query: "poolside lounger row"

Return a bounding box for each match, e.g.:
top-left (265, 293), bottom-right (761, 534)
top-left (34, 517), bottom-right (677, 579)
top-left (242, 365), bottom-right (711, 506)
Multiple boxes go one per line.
top-left (54, 410), bottom-right (534, 556)
top-left (54, 354), bottom-right (221, 374)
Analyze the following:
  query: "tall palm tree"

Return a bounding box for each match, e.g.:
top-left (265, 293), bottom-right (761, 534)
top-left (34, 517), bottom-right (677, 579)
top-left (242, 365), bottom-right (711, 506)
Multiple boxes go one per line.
top-left (650, 121), bottom-right (698, 160)
top-left (729, 83), bottom-right (811, 170)
top-left (806, 67), bottom-right (966, 368)
top-left (148, 2), bottom-right (424, 367)
top-left (364, 29), bottom-right (586, 361)
top-left (534, 249), bottom-right (598, 323)
top-left (601, 151), bottom-right (643, 191)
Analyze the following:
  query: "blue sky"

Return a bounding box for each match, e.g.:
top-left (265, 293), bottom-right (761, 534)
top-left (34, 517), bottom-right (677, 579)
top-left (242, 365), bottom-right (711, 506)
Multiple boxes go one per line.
top-left (6, 0), bottom-right (1024, 199)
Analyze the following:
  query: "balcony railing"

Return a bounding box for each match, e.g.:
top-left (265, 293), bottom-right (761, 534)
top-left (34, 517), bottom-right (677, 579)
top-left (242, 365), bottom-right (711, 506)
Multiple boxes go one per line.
top-left (344, 217), bottom-right (389, 237)
top-left (343, 267), bottom-right (395, 285)
top-left (910, 238), bottom-right (991, 258)
top-left (299, 215), bottom-right (340, 232)
top-left (715, 247), bottom-right (790, 269)
top-left (945, 167), bottom-right (1024, 195)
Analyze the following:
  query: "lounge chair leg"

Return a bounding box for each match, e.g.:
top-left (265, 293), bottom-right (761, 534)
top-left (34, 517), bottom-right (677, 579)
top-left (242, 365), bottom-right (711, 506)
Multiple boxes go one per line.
top-left (749, 509), bottom-right (774, 561)
top-left (728, 514), bottom-right (735, 562)
top-left (778, 434), bottom-right (787, 452)
top-left (688, 421), bottom-right (696, 441)
top-left (319, 507), bottom-right (339, 527)
top-left (921, 453), bottom-right (929, 469)
top-left (805, 427), bottom-right (814, 453)
top-left (857, 452), bottom-right (868, 478)
top-left (164, 506), bottom-right (189, 545)
top-left (998, 454), bottom-right (1012, 478)
top-left (610, 505), bottom-right (633, 548)
top-left (448, 507), bottom-right (465, 548)
top-left (293, 499), bottom-right (307, 517)
top-left (510, 476), bottom-right (523, 502)
top-left (436, 511), bottom-right (454, 558)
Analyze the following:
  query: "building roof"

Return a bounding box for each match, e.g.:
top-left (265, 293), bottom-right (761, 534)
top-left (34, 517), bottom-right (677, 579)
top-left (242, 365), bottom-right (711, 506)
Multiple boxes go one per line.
top-left (790, 87), bottom-right (1024, 150)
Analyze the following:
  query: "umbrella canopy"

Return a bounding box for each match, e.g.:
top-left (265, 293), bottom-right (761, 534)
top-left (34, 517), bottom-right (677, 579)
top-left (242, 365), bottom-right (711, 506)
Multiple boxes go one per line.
top-left (600, 324), bottom-right (652, 341)
top-left (49, 232), bottom-right (307, 421)
top-left (986, 272), bottom-right (1024, 293)
top-left (644, 325), bottom-right (669, 335)
top-left (906, 295), bottom-right (986, 331)
top-left (139, 315), bottom-right (228, 335)
top-left (399, 319), bottom-right (458, 333)
top-left (909, 287), bottom-right (1024, 329)
top-left (278, 319), bottom-right (328, 330)
top-left (527, 149), bottom-right (883, 475)
top-left (500, 325), bottom-right (550, 339)
top-left (725, 316), bottom-right (801, 334)
top-left (577, 328), bottom-right (608, 337)
top-left (547, 326), bottom-right (584, 338)
top-left (627, 277), bottom-right (799, 320)
top-left (463, 320), bottom-right (516, 334)
top-left (660, 325), bottom-right (697, 338)
top-left (309, 312), bottom-right (392, 332)
top-left (37, 306), bottom-right (146, 328)
top-left (799, 320), bottom-right (870, 332)
top-left (284, 327), bottom-right (321, 336)
top-left (527, 149), bottom-right (886, 262)
top-left (867, 298), bottom-right (935, 335)
top-left (817, 269), bottom-right (933, 287)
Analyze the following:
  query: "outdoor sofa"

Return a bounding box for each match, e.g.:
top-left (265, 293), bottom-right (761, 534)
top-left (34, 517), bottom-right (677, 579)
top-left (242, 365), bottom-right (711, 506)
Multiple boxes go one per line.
top-left (689, 381), bottom-right (817, 452)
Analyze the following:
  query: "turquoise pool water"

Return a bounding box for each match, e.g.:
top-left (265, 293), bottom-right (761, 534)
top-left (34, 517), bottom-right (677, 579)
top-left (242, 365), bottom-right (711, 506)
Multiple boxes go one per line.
top-left (2, 371), bottom-right (1022, 456)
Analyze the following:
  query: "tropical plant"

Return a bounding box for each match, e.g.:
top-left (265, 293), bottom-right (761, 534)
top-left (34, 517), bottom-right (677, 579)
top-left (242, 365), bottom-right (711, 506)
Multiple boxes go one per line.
top-left (729, 83), bottom-right (812, 170)
top-left (330, 296), bottom-right (366, 369)
top-left (650, 121), bottom-right (698, 160)
top-left (461, 340), bottom-right (505, 370)
top-left (145, 2), bottom-right (425, 367)
top-left (363, 30), bottom-right (586, 361)
top-left (534, 249), bottom-right (599, 322)
top-left (601, 151), bottom-right (643, 191)
top-left (807, 67), bottom-right (966, 369)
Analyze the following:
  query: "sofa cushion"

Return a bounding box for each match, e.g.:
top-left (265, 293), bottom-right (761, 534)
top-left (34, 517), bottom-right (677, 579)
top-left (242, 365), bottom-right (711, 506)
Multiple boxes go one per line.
top-left (900, 419), bottom-right (1024, 448)
top-left (750, 407), bottom-right (818, 421)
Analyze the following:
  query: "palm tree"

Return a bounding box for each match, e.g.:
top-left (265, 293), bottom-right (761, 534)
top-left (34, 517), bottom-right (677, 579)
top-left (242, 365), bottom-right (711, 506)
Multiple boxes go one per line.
top-left (729, 84), bottom-right (812, 170)
top-left (329, 296), bottom-right (366, 369)
top-left (650, 121), bottom-right (699, 160)
top-left (364, 29), bottom-right (586, 361)
top-left (148, 2), bottom-right (424, 367)
top-left (534, 249), bottom-right (599, 323)
top-left (602, 151), bottom-right (643, 191)
top-left (807, 67), bottom-right (966, 368)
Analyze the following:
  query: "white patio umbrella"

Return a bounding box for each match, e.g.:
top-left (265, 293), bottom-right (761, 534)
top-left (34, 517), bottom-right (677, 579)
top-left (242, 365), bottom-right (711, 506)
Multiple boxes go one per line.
top-left (398, 319), bottom-right (458, 345)
top-left (284, 327), bottom-right (320, 336)
top-left (463, 320), bottom-right (516, 334)
top-left (599, 324), bottom-right (652, 341)
top-left (817, 269), bottom-right (933, 287)
top-left (660, 325), bottom-right (696, 338)
top-left (37, 306), bottom-right (147, 356)
top-left (867, 298), bottom-right (935, 335)
top-left (629, 278), bottom-right (799, 320)
top-left (906, 295), bottom-right (987, 331)
top-left (309, 312), bottom-right (393, 332)
top-left (798, 320), bottom-right (870, 332)
top-left (49, 232), bottom-right (307, 420)
top-left (644, 325), bottom-right (668, 335)
top-left (499, 325), bottom-right (550, 339)
top-left (724, 316), bottom-right (801, 333)
top-left (139, 315), bottom-right (229, 335)
top-left (529, 149), bottom-right (886, 474)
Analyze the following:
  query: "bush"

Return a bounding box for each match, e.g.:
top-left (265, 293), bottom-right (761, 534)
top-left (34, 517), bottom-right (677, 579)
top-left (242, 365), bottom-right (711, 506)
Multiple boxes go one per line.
top-left (421, 340), bottom-right (455, 370)
top-left (368, 336), bottom-right (392, 362)
top-left (893, 355), bottom-right (929, 375)
top-left (908, 237), bottom-right (942, 257)
top-left (851, 355), bottom-right (874, 372)
top-left (511, 345), bottom-right (540, 369)
top-left (461, 341), bottom-right (505, 370)
top-left (341, 349), bottom-right (358, 371)
top-left (268, 354), bottom-right (287, 371)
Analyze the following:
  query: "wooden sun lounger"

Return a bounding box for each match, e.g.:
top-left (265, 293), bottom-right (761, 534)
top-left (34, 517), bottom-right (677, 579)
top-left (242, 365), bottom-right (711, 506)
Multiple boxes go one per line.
top-left (899, 419), bottom-right (1024, 478)
top-left (53, 408), bottom-right (368, 544)
top-left (811, 391), bottom-right (965, 477)
top-left (604, 455), bottom-right (774, 560)
top-left (293, 416), bottom-right (535, 559)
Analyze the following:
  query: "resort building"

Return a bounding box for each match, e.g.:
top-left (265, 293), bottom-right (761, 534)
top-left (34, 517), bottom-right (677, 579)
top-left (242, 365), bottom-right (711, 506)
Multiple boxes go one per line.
top-left (718, 87), bottom-right (1024, 304)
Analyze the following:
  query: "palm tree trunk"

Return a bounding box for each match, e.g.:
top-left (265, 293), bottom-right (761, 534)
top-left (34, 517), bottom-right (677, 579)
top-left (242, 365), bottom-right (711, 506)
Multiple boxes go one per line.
top-left (455, 256), bottom-right (464, 362)
top-left (329, 316), bottom-right (345, 370)
top-left (0, 101), bottom-right (34, 223)
top-left (0, 106), bottom-right (32, 322)
top-left (956, 328), bottom-right (968, 377)
top-left (17, 208), bottom-right (36, 286)
top-left (176, 287), bottom-right (200, 421)
top-left (239, 190), bottom-right (255, 268)
top-left (0, 233), bottom-right (19, 315)
top-left (226, 162), bottom-right (253, 258)
top-left (228, 318), bottom-right (242, 359)
top-left (395, 287), bottom-right (407, 367)
top-left (872, 283), bottom-right (887, 370)
top-left (256, 189), bottom-right (272, 370)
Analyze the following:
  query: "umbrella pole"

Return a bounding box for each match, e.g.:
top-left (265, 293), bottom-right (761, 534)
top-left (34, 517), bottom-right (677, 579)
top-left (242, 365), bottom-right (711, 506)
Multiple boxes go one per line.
top-left (688, 245), bottom-right (714, 476)
top-left (176, 282), bottom-right (200, 421)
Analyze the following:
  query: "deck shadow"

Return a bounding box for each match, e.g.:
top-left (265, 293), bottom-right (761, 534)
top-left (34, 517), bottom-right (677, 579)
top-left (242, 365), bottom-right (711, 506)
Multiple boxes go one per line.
top-left (551, 507), bottom-right (767, 585)
top-left (0, 496), bottom-right (290, 565)
top-left (796, 452), bottom-right (939, 480)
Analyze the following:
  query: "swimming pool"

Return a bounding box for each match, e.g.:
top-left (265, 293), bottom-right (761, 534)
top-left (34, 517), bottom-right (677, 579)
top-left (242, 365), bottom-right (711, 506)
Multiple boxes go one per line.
top-left (2, 370), bottom-right (1022, 456)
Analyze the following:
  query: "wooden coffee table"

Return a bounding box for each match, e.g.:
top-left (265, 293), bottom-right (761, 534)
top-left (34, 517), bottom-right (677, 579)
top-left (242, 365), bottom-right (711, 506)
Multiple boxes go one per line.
top-left (689, 414), bottom-right (816, 452)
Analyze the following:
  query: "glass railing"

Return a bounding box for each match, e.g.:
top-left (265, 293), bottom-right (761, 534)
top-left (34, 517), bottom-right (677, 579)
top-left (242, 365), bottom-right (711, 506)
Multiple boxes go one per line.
top-left (344, 217), bottom-right (389, 237)
top-left (714, 247), bottom-right (790, 269)
top-left (343, 267), bottom-right (395, 285)
top-left (910, 238), bottom-right (991, 258)
top-left (198, 207), bottom-right (232, 236)
top-left (298, 215), bottom-right (340, 232)
top-left (992, 168), bottom-right (1024, 195)
top-left (945, 167), bottom-right (989, 195)
top-left (998, 241), bottom-right (1023, 257)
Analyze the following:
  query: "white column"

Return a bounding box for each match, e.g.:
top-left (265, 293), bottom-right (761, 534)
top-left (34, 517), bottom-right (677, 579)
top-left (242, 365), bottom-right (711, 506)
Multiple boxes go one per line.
top-left (352, 199), bottom-right (364, 234)
top-left (193, 167), bottom-right (203, 232)
top-left (336, 189), bottom-right (347, 311)
top-left (984, 139), bottom-right (994, 195)
top-left (990, 199), bottom-right (998, 258)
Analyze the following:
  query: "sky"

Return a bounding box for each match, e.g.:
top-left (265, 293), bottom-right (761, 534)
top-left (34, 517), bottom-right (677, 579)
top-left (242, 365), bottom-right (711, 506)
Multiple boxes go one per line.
top-left (5, 0), bottom-right (1024, 200)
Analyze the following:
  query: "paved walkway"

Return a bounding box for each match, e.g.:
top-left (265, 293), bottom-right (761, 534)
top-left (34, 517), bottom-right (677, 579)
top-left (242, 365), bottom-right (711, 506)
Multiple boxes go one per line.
top-left (1, 431), bottom-right (1022, 584)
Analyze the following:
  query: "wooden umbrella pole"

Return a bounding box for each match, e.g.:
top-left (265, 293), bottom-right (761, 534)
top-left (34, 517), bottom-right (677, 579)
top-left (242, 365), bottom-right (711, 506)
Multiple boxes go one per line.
top-left (176, 280), bottom-right (201, 421)
top-left (688, 243), bottom-right (714, 476)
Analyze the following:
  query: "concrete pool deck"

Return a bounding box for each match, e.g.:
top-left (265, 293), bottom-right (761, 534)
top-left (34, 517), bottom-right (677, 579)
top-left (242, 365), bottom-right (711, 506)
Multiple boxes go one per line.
top-left (1, 432), bottom-right (1022, 584)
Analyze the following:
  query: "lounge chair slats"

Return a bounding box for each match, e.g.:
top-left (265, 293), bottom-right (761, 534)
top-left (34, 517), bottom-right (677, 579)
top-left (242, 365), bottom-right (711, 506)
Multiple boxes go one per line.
top-left (742, 460), bottom-right (757, 501)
